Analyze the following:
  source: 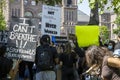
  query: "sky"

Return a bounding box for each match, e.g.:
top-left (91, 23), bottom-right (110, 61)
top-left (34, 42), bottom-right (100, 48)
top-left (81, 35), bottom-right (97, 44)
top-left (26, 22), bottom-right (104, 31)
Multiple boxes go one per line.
top-left (77, 0), bottom-right (90, 16)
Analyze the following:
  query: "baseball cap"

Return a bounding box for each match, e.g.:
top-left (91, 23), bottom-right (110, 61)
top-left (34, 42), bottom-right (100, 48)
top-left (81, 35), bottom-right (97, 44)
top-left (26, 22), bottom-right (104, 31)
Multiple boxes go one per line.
top-left (41, 35), bottom-right (50, 44)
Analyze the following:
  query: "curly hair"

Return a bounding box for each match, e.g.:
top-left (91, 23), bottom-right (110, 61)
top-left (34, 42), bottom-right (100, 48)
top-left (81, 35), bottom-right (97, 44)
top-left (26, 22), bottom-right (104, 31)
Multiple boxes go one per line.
top-left (85, 46), bottom-right (112, 67)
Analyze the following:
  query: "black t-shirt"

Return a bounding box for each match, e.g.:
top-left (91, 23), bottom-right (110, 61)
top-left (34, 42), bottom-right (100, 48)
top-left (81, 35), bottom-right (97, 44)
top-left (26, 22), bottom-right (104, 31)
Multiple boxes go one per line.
top-left (74, 46), bottom-right (85, 57)
top-left (0, 56), bottom-right (13, 79)
top-left (59, 52), bottom-right (77, 68)
top-left (35, 44), bottom-right (58, 72)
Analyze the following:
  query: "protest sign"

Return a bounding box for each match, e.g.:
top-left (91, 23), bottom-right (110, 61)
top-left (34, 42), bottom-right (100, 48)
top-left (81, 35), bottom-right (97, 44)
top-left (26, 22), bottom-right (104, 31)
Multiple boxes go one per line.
top-left (41, 5), bottom-right (61, 36)
top-left (6, 18), bottom-right (38, 62)
top-left (75, 25), bottom-right (100, 47)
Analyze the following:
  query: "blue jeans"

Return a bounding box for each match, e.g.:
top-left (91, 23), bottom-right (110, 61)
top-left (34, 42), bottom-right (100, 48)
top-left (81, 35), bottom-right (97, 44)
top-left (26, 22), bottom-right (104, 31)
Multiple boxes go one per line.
top-left (35, 71), bottom-right (56, 80)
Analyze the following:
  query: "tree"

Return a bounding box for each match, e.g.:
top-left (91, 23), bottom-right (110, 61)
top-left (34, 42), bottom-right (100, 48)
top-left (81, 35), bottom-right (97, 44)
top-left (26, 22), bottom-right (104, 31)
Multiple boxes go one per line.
top-left (0, 0), bottom-right (6, 30)
top-left (0, 12), bottom-right (6, 30)
top-left (80, 0), bottom-right (120, 14)
top-left (99, 26), bottom-right (109, 44)
top-left (35, 0), bottom-right (62, 6)
top-left (78, 0), bottom-right (120, 43)
top-left (88, 1), bottom-right (99, 25)
top-left (113, 10), bottom-right (120, 34)
top-left (79, 0), bottom-right (120, 25)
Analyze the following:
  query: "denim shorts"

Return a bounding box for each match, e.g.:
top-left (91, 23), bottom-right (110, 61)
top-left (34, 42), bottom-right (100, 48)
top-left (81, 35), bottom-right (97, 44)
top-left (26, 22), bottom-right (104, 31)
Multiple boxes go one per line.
top-left (35, 71), bottom-right (56, 80)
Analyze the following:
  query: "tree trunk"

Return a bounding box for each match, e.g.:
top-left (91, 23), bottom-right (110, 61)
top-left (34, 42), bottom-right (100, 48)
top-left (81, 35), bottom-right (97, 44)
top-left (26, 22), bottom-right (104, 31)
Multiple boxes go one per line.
top-left (88, 2), bottom-right (99, 25)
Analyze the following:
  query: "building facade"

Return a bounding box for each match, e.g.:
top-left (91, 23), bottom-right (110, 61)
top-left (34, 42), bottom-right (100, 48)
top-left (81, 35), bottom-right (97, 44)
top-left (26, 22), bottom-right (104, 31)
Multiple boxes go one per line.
top-left (3, 0), bottom-right (78, 36)
top-left (99, 13), bottom-right (117, 40)
top-left (62, 0), bottom-right (77, 36)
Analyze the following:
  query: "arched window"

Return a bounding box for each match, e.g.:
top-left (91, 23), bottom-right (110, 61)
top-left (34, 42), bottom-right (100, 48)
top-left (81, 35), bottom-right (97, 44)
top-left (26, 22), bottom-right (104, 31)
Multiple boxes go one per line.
top-left (38, 12), bottom-right (42, 17)
top-left (24, 11), bottom-right (33, 17)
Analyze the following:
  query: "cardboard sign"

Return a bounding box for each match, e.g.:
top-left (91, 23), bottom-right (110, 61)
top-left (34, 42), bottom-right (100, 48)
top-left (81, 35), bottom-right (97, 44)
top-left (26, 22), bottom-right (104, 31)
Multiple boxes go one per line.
top-left (41, 5), bottom-right (61, 36)
top-left (75, 25), bottom-right (100, 47)
top-left (6, 18), bottom-right (39, 62)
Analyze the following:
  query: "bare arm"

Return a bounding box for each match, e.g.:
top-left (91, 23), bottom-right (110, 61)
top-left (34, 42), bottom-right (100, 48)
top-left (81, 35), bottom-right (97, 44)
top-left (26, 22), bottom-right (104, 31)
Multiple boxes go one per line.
top-left (107, 57), bottom-right (120, 68)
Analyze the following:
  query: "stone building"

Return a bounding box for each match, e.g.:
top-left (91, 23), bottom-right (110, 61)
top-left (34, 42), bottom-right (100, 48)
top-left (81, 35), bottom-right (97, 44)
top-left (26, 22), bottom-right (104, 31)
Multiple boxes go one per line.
top-left (99, 13), bottom-right (117, 40)
top-left (3, 0), bottom-right (78, 36)
top-left (99, 0), bottom-right (117, 41)
top-left (61, 0), bottom-right (78, 36)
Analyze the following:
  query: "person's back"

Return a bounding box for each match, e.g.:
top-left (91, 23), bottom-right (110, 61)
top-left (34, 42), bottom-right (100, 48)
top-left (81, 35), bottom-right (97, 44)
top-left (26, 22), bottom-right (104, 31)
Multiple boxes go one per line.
top-left (0, 45), bottom-right (13, 80)
top-left (114, 33), bottom-right (120, 50)
top-left (35, 35), bottom-right (58, 80)
top-left (59, 42), bottom-right (77, 80)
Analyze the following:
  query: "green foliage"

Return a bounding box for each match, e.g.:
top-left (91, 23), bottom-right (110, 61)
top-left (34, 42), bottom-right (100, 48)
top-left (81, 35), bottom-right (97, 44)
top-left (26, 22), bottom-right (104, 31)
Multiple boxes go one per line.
top-left (0, 12), bottom-right (6, 30)
top-left (79, 0), bottom-right (120, 14)
top-left (0, 0), bottom-right (6, 30)
top-left (35, 0), bottom-right (62, 6)
top-left (0, 0), bottom-right (6, 9)
top-left (99, 26), bottom-right (109, 44)
top-left (113, 26), bottom-right (120, 35)
top-left (113, 10), bottom-right (120, 35)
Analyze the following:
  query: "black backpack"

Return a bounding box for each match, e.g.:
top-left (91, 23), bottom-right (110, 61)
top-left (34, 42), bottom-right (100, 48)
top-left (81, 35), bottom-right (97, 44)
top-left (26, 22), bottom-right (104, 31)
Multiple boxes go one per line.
top-left (36, 46), bottom-right (54, 70)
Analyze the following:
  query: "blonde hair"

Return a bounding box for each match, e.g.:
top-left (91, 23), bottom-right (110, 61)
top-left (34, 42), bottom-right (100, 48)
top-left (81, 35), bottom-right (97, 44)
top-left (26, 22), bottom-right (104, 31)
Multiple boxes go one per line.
top-left (64, 42), bottom-right (72, 54)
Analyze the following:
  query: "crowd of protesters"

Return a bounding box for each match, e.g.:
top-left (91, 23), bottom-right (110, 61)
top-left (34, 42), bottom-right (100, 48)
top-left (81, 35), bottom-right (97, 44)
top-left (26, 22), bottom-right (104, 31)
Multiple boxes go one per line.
top-left (0, 33), bottom-right (120, 80)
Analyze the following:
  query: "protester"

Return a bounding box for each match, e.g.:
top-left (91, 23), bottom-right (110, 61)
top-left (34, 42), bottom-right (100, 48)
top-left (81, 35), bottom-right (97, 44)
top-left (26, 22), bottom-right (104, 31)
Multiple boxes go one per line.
top-left (35, 34), bottom-right (59, 80)
top-left (73, 37), bottom-right (86, 80)
top-left (18, 61), bottom-right (34, 80)
top-left (59, 42), bottom-right (78, 80)
top-left (107, 40), bottom-right (115, 52)
top-left (0, 45), bottom-right (13, 80)
top-left (107, 49), bottom-right (120, 68)
top-left (85, 46), bottom-right (120, 80)
top-left (114, 32), bottom-right (120, 50)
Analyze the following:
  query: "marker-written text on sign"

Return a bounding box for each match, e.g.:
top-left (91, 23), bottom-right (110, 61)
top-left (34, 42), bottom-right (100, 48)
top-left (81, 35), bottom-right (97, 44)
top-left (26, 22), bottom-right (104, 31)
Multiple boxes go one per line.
top-left (7, 18), bottom-right (38, 61)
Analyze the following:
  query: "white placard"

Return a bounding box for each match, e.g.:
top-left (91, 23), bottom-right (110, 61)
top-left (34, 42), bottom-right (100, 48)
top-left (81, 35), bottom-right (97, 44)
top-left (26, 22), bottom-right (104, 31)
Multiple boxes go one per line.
top-left (41, 5), bottom-right (61, 36)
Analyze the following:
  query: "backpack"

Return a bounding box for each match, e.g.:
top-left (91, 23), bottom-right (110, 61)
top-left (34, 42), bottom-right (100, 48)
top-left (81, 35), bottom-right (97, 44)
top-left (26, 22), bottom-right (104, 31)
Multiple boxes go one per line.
top-left (36, 46), bottom-right (54, 70)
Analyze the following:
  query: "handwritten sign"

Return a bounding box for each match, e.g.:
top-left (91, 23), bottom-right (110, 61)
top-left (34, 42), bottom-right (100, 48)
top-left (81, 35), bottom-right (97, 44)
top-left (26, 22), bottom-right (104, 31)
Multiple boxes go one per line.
top-left (6, 18), bottom-right (38, 62)
top-left (41, 5), bottom-right (61, 36)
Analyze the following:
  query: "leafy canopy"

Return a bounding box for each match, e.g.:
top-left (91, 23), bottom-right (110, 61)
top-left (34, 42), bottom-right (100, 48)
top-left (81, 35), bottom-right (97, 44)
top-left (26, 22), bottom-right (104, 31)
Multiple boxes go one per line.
top-left (0, 0), bottom-right (6, 30)
top-left (35, 0), bottom-right (62, 6)
top-left (113, 10), bottom-right (120, 35)
top-left (79, 0), bottom-right (120, 14)
top-left (99, 26), bottom-right (109, 44)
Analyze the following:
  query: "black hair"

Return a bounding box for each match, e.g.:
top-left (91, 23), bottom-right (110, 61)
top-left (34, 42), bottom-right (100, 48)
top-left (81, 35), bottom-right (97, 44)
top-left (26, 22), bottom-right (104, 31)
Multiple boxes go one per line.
top-left (41, 35), bottom-right (50, 44)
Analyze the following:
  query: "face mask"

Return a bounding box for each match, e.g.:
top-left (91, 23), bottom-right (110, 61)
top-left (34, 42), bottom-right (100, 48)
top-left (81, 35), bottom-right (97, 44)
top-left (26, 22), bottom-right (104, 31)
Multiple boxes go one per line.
top-left (108, 45), bottom-right (112, 49)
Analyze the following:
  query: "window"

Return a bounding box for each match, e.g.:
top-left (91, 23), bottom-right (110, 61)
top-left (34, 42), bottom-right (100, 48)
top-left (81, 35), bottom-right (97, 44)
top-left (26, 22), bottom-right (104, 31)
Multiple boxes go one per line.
top-left (18, 9), bottom-right (20, 17)
top-left (12, 8), bottom-right (14, 16)
top-left (31, 1), bottom-right (36, 5)
top-left (38, 12), bottom-right (42, 17)
top-left (24, 11), bottom-right (33, 17)
top-left (15, 8), bottom-right (17, 17)
top-left (24, 0), bottom-right (28, 5)
top-left (67, 0), bottom-right (72, 6)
